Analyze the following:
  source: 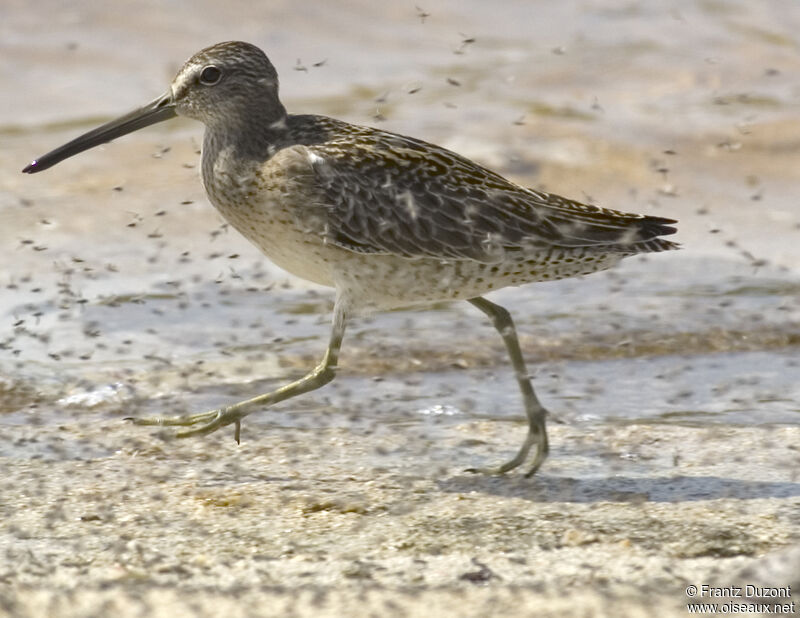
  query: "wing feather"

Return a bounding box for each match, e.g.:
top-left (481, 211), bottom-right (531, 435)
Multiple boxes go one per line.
top-left (289, 117), bottom-right (677, 262)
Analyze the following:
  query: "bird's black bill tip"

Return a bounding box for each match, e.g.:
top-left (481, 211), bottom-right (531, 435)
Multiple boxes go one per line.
top-left (20, 92), bottom-right (176, 175)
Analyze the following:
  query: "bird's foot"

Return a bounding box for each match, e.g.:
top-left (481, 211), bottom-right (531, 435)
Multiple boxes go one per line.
top-left (125, 406), bottom-right (245, 441)
top-left (466, 423), bottom-right (549, 478)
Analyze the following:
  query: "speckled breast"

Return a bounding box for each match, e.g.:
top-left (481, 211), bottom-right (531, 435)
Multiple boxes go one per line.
top-left (200, 144), bottom-right (340, 288)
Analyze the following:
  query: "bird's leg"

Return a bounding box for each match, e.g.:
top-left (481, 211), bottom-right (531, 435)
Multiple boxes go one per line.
top-left (466, 296), bottom-right (549, 477)
top-left (129, 300), bottom-right (347, 439)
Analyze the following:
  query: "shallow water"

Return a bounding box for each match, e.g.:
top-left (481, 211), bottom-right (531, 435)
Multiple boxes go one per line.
top-left (1, 1), bottom-right (799, 463)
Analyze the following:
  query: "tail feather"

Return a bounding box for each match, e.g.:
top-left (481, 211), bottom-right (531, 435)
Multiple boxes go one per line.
top-left (639, 215), bottom-right (678, 238)
top-left (630, 215), bottom-right (679, 252)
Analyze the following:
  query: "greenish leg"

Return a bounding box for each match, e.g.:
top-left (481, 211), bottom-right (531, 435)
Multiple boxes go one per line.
top-left (467, 296), bottom-right (549, 477)
top-left (129, 300), bottom-right (347, 439)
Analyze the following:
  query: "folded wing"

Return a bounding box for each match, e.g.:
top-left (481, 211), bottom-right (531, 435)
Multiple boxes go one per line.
top-left (297, 121), bottom-right (677, 263)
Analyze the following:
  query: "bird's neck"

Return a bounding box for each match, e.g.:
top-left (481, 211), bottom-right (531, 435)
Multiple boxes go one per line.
top-left (199, 107), bottom-right (290, 210)
top-left (205, 100), bottom-right (290, 162)
top-left (201, 101), bottom-right (289, 183)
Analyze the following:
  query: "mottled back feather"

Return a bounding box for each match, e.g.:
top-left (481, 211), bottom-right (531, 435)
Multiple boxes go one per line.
top-left (284, 115), bottom-right (677, 263)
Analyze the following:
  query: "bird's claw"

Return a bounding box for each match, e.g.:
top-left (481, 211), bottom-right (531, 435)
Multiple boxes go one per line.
top-left (125, 407), bottom-right (244, 440)
top-left (465, 425), bottom-right (548, 477)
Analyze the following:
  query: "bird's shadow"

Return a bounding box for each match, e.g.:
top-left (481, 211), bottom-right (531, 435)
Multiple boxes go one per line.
top-left (438, 473), bottom-right (800, 503)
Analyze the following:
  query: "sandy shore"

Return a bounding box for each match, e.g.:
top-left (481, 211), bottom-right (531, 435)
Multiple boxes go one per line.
top-left (2, 416), bottom-right (799, 617)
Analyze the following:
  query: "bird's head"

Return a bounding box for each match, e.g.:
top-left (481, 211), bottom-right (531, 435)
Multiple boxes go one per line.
top-left (23, 41), bottom-right (284, 173)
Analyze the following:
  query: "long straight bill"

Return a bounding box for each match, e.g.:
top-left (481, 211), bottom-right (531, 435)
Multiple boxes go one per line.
top-left (23, 93), bottom-right (176, 174)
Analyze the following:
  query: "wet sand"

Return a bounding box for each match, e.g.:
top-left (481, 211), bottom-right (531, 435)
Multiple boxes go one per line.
top-left (2, 418), bottom-right (800, 617)
top-left (2, 1), bottom-right (800, 616)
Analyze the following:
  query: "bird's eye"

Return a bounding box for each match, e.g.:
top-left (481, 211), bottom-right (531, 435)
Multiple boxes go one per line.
top-left (199, 66), bottom-right (222, 85)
